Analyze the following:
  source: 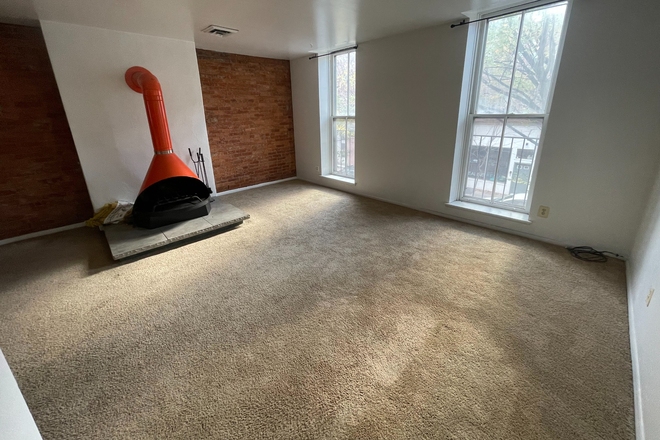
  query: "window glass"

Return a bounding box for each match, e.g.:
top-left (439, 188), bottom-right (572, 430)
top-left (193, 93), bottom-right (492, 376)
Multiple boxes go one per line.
top-left (509, 4), bottom-right (568, 114)
top-left (475, 3), bottom-right (567, 115)
top-left (464, 118), bottom-right (504, 201)
top-left (335, 53), bottom-right (349, 116)
top-left (476, 14), bottom-right (521, 114)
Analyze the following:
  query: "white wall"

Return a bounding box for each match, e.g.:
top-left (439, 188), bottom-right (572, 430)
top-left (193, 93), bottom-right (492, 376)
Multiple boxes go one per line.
top-left (628, 160), bottom-right (660, 440)
top-left (0, 349), bottom-right (42, 439)
top-left (40, 21), bottom-right (215, 210)
top-left (291, 0), bottom-right (660, 257)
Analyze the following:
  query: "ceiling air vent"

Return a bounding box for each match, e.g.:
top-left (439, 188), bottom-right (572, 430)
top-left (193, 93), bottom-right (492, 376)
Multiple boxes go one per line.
top-left (201, 25), bottom-right (238, 37)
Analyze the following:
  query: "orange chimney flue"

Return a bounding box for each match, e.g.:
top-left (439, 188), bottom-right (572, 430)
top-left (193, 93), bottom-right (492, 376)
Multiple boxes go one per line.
top-left (125, 66), bottom-right (199, 192)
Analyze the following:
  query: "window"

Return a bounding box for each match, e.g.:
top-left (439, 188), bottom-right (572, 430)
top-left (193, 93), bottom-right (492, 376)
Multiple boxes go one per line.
top-left (459, 2), bottom-right (569, 213)
top-left (331, 50), bottom-right (356, 179)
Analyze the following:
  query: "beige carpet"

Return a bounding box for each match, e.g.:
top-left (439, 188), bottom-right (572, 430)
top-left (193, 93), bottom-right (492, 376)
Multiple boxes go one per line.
top-left (0, 180), bottom-right (634, 439)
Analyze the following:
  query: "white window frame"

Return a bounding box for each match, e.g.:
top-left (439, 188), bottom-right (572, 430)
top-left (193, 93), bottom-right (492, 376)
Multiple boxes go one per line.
top-left (330, 49), bottom-right (356, 181)
top-left (457, 0), bottom-right (572, 214)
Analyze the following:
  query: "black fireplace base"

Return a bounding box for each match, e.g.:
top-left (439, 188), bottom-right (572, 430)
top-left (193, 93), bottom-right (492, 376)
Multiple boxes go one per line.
top-left (133, 198), bottom-right (211, 229)
top-left (132, 176), bottom-right (212, 229)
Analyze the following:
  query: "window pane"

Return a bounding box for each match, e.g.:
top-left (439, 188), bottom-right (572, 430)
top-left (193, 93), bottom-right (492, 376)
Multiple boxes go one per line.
top-left (346, 118), bottom-right (355, 177)
top-left (348, 51), bottom-right (356, 116)
top-left (508, 4), bottom-right (567, 114)
top-left (463, 118), bottom-right (504, 201)
top-left (333, 118), bottom-right (355, 178)
top-left (334, 53), bottom-right (349, 116)
top-left (492, 118), bottom-right (543, 207)
top-left (476, 14), bottom-right (522, 114)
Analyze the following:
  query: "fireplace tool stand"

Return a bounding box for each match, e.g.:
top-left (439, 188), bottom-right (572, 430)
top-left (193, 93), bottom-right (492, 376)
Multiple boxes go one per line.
top-left (189, 148), bottom-right (214, 201)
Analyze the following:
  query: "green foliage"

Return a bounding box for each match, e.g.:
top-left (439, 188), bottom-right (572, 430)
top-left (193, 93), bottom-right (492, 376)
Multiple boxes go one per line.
top-left (477, 4), bottom-right (567, 115)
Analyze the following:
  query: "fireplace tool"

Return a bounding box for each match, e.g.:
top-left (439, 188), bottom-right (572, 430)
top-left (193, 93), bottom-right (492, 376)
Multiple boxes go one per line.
top-left (189, 147), bottom-right (214, 202)
top-left (188, 148), bottom-right (210, 188)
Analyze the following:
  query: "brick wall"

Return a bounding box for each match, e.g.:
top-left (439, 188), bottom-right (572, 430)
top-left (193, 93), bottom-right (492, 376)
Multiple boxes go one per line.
top-left (0, 24), bottom-right (92, 240)
top-left (196, 49), bottom-right (296, 192)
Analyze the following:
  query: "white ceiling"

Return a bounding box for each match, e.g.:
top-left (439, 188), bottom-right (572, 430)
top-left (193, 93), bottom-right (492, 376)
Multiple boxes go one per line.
top-left (0, 0), bottom-right (516, 59)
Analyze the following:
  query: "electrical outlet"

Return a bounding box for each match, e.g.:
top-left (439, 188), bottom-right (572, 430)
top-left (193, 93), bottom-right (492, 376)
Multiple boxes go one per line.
top-left (537, 206), bottom-right (550, 218)
top-left (316, 166), bottom-right (320, 173)
top-left (647, 288), bottom-right (655, 307)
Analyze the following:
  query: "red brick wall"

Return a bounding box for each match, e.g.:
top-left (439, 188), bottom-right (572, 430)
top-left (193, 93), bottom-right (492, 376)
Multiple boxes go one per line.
top-left (196, 49), bottom-right (296, 192)
top-left (0, 24), bottom-right (92, 240)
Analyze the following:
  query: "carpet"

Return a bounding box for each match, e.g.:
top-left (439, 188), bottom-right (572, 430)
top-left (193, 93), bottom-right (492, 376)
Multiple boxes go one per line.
top-left (0, 180), bottom-right (634, 439)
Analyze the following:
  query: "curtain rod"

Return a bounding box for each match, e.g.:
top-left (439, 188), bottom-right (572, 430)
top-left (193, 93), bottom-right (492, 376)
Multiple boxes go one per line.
top-left (309, 45), bottom-right (358, 60)
top-left (451, 0), bottom-right (566, 28)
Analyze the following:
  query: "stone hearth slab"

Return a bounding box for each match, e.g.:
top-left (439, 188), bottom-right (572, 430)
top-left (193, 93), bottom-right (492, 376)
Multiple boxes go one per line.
top-left (103, 201), bottom-right (249, 260)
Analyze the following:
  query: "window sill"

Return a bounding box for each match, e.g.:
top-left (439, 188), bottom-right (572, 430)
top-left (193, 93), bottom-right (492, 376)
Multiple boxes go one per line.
top-left (321, 174), bottom-right (356, 185)
top-left (445, 201), bottom-right (531, 224)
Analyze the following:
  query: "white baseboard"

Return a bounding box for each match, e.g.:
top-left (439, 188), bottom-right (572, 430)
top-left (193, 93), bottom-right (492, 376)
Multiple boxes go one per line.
top-left (300, 177), bottom-right (641, 435)
top-left (213, 177), bottom-right (298, 197)
top-left (0, 177), bottom-right (299, 247)
top-left (297, 177), bottom-right (573, 251)
top-left (0, 222), bottom-right (86, 247)
top-left (626, 260), bottom-right (645, 440)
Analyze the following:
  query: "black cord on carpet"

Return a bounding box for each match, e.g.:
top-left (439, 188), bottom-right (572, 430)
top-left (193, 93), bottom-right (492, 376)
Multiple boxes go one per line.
top-left (567, 246), bottom-right (623, 263)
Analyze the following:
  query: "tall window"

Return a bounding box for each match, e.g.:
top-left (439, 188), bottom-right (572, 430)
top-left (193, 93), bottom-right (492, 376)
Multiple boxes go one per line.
top-left (460, 2), bottom-right (568, 212)
top-left (332, 50), bottom-right (356, 179)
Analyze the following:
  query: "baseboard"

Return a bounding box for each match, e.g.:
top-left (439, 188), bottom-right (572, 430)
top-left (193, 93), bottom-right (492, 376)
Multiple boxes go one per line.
top-left (298, 176), bottom-right (640, 435)
top-left (213, 177), bottom-right (298, 197)
top-left (0, 178), bottom-right (299, 247)
top-left (626, 260), bottom-right (645, 440)
top-left (390, 198), bottom-right (570, 249)
top-left (297, 177), bottom-right (574, 251)
top-left (0, 222), bottom-right (86, 247)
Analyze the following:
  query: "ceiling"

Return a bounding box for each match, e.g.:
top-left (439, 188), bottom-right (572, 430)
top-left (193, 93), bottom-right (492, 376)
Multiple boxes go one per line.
top-left (0, 0), bottom-right (517, 59)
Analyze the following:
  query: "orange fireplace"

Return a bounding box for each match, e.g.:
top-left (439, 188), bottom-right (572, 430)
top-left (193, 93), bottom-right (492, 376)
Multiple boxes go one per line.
top-left (125, 66), bottom-right (211, 228)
